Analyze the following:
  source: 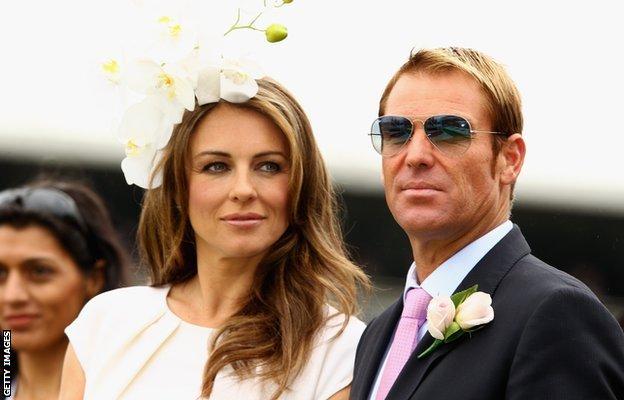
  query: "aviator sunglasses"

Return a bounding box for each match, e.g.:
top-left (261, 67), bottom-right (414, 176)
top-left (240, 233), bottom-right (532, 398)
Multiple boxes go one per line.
top-left (370, 114), bottom-right (509, 157)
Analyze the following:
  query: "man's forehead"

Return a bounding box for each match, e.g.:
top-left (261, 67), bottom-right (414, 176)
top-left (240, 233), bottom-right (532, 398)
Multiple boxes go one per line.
top-left (384, 71), bottom-right (489, 121)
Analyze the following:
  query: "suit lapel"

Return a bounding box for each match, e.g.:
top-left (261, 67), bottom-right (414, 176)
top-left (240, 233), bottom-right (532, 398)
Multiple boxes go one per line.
top-left (354, 299), bottom-right (403, 399)
top-left (387, 225), bottom-right (531, 400)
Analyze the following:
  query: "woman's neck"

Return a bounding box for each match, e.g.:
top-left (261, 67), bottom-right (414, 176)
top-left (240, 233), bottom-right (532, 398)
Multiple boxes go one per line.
top-left (16, 339), bottom-right (67, 400)
top-left (169, 252), bottom-right (263, 328)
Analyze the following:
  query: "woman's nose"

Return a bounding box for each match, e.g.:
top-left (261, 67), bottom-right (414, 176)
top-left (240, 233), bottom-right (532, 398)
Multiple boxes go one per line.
top-left (1, 272), bottom-right (29, 304)
top-left (228, 170), bottom-right (258, 203)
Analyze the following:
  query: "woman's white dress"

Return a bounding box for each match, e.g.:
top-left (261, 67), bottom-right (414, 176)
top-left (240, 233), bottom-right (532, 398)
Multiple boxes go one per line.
top-left (65, 285), bottom-right (365, 399)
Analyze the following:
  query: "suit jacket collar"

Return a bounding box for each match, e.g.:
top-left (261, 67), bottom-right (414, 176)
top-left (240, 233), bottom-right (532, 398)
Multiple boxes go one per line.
top-left (385, 224), bottom-right (531, 399)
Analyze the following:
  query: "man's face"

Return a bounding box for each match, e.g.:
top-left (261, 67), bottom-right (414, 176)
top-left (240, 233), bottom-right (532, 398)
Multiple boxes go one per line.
top-left (382, 70), bottom-right (510, 241)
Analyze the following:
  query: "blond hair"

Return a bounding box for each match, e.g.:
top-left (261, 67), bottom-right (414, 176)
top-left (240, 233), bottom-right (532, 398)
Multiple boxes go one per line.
top-left (381, 47), bottom-right (522, 137)
top-left (137, 78), bottom-right (370, 399)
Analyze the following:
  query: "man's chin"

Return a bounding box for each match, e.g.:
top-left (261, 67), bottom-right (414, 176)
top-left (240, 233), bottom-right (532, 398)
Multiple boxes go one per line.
top-left (397, 214), bottom-right (453, 239)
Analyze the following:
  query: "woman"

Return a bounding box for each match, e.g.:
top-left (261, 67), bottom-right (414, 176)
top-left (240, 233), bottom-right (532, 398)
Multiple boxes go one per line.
top-left (0, 180), bottom-right (129, 399)
top-left (60, 78), bottom-right (371, 399)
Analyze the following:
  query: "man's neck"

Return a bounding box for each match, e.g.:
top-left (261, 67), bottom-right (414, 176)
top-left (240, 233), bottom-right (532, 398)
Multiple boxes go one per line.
top-left (410, 213), bottom-right (508, 283)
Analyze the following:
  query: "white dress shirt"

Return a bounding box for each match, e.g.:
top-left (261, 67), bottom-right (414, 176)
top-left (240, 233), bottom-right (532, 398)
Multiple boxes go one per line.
top-left (368, 220), bottom-right (513, 399)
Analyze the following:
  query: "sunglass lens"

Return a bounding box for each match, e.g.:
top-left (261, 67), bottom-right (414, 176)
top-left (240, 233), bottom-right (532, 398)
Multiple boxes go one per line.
top-left (373, 116), bottom-right (413, 155)
top-left (425, 115), bottom-right (472, 155)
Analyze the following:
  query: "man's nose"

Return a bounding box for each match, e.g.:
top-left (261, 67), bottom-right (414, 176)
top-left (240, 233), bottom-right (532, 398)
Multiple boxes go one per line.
top-left (403, 125), bottom-right (436, 169)
top-left (2, 272), bottom-right (29, 304)
top-left (228, 170), bottom-right (258, 202)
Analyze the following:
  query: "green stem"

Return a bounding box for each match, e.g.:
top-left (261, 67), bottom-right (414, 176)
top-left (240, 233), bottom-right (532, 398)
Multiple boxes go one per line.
top-left (224, 8), bottom-right (242, 36)
top-left (248, 12), bottom-right (263, 26)
top-left (223, 10), bottom-right (265, 36)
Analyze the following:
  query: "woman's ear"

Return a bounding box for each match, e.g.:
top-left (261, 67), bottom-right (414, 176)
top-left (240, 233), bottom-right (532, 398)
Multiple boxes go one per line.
top-left (85, 260), bottom-right (106, 299)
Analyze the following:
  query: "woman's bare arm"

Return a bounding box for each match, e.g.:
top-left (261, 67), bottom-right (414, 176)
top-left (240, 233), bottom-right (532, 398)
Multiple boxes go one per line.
top-left (58, 344), bottom-right (85, 400)
top-left (328, 385), bottom-right (350, 400)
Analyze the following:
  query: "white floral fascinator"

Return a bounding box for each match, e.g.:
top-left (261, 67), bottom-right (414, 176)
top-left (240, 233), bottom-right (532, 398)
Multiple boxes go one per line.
top-left (103, 1), bottom-right (295, 188)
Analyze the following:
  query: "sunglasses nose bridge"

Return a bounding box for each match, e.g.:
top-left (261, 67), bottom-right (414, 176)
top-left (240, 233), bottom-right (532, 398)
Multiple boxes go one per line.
top-left (406, 119), bottom-right (435, 150)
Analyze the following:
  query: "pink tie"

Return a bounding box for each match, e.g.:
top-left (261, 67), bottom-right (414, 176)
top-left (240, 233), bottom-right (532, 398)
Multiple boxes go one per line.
top-left (375, 287), bottom-right (432, 400)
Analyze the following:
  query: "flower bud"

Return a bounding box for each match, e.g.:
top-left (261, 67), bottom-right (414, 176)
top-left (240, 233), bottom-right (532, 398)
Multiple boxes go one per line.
top-left (265, 24), bottom-right (288, 43)
top-left (283, 0), bottom-right (293, 3)
top-left (426, 296), bottom-right (456, 340)
top-left (455, 292), bottom-right (494, 330)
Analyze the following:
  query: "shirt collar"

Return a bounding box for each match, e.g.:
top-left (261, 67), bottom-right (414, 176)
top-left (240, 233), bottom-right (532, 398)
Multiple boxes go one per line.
top-left (403, 220), bottom-right (513, 301)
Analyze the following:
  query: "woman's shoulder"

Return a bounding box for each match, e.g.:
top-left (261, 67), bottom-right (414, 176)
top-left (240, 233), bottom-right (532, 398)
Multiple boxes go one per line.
top-left (286, 305), bottom-right (366, 399)
top-left (86, 285), bottom-right (170, 312)
top-left (68, 285), bottom-right (171, 338)
top-left (317, 304), bottom-right (366, 344)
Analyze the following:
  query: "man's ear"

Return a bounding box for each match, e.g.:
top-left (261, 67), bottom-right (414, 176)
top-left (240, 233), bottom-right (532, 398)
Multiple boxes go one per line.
top-left (85, 259), bottom-right (106, 299)
top-left (499, 133), bottom-right (526, 185)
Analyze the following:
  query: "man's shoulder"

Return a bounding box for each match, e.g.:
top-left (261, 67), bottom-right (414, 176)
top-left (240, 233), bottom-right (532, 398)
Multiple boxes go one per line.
top-left (504, 253), bottom-right (594, 297)
top-left (492, 253), bottom-right (609, 325)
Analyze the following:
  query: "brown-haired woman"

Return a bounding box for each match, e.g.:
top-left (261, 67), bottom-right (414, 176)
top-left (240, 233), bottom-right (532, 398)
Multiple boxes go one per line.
top-left (0, 180), bottom-right (129, 400)
top-left (60, 78), bottom-right (370, 400)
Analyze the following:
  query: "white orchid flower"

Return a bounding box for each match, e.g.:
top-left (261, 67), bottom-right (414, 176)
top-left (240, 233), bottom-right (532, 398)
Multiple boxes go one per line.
top-left (118, 98), bottom-right (173, 188)
top-left (195, 56), bottom-right (263, 105)
top-left (101, 59), bottom-right (122, 84)
top-left (125, 59), bottom-right (196, 123)
top-left (121, 145), bottom-right (164, 189)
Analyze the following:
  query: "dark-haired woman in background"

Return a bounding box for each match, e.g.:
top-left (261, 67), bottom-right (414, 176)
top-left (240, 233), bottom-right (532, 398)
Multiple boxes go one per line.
top-left (0, 180), bottom-right (129, 399)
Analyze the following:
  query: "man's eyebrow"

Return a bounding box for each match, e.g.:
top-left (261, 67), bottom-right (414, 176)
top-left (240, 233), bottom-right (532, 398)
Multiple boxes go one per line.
top-left (193, 150), bottom-right (288, 159)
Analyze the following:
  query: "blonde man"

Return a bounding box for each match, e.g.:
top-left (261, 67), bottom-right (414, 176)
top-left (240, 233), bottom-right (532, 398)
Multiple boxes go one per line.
top-left (351, 47), bottom-right (624, 400)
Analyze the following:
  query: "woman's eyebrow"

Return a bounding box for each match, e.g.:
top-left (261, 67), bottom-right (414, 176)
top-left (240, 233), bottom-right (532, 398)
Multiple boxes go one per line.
top-left (193, 150), bottom-right (231, 160)
top-left (194, 150), bottom-right (288, 159)
top-left (253, 151), bottom-right (288, 159)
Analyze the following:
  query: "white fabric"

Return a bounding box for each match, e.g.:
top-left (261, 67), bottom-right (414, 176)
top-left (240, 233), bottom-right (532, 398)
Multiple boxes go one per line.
top-left (368, 220), bottom-right (513, 400)
top-left (65, 285), bottom-right (365, 400)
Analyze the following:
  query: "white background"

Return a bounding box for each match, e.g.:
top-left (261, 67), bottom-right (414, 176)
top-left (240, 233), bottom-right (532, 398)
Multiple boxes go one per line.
top-left (1, 0), bottom-right (623, 213)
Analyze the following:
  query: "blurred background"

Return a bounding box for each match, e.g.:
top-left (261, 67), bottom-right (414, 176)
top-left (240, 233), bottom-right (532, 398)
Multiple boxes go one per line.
top-left (1, 0), bottom-right (623, 325)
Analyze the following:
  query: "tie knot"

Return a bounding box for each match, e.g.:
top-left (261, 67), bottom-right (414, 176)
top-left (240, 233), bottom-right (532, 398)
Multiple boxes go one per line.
top-left (402, 287), bottom-right (431, 320)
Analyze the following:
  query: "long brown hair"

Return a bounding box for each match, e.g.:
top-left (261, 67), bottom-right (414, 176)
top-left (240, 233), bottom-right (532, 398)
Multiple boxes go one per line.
top-left (138, 78), bottom-right (370, 398)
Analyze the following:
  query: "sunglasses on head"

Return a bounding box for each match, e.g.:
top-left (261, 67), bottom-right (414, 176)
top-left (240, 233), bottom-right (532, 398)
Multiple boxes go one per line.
top-left (369, 114), bottom-right (509, 157)
top-left (0, 187), bottom-right (88, 234)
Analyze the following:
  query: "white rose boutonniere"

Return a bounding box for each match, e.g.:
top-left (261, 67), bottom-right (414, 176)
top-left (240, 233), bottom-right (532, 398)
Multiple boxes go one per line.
top-left (418, 285), bottom-right (494, 358)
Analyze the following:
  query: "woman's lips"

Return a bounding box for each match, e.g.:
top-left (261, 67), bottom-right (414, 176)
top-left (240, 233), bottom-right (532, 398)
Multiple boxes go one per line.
top-left (223, 219), bottom-right (264, 228)
top-left (4, 314), bottom-right (39, 329)
top-left (221, 213), bottom-right (266, 228)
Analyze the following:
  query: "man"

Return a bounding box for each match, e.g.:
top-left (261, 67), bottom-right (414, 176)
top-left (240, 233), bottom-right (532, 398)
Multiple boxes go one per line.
top-left (351, 47), bottom-right (624, 400)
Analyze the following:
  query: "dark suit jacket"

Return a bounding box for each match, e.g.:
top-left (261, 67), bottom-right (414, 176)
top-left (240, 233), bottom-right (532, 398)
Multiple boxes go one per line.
top-left (351, 225), bottom-right (624, 400)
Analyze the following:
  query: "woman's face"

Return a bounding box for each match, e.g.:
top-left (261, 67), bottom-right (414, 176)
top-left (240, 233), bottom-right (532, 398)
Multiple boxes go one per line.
top-left (187, 104), bottom-right (291, 262)
top-left (0, 225), bottom-right (97, 351)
